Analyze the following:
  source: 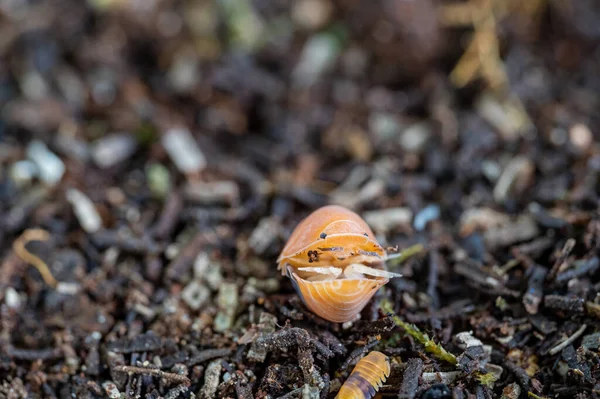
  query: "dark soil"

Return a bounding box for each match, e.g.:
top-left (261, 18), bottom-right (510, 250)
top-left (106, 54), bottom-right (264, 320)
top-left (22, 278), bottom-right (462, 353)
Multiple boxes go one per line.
top-left (1, 0), bottom-right (600, 398)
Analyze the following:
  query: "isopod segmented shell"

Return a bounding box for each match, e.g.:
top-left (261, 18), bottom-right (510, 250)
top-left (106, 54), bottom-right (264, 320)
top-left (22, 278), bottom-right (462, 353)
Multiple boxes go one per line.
top-left (335, 351), bottom-right (390, 399)
top-left (278, 205), bottom-right (400, 323)
top-left (277, 205), bottom-right (386, 271)
top-left (290, 274), bottom-right (388, 323)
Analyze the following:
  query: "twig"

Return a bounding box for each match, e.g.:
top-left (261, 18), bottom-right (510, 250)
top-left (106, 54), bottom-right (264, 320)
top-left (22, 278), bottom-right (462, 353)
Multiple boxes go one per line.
top-left (548, 324), bottom-right (587, 356)
top-left (427, 250), bottom-right (441, 308)
top-left (523, 265), bottom-right (547, 314)
top-left (13, 229), bottom-right (57, 288)
top-left (503, 360), bottom-right (530, 392)
top-left (113, 365), bottom-right (191, 385)
top-left (548, 238), bottom-right (575, 280)
top-left (6, 345), bottom-right (62, 361)
top-left (556, 257), bottom-right (599, 284)
top-left (439, 0), bottom-right (508, 91)
top-left (544, 295), bottom-right (584, 314)
top-left (276, 388), bottom-right (302, 399)
top-left (188, 348), bottom-right (234, 366)
top-left (339, 338), bottom-right (380, 371)
top-left (398, 358), bottom-right (423, 399)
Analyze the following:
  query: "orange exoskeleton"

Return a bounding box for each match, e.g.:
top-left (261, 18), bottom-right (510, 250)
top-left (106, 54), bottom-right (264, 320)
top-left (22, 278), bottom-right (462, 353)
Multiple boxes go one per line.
top-left (335, 351), bottom-right (390, 399)
top-left (277, 205), bottom-right (400, 323)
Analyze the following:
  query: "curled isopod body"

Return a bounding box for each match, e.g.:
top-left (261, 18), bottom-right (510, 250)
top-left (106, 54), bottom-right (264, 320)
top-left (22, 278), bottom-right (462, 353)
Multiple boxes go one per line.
top-left (335, 351), bottom-right (390, 399)
top-left (277, 205), bottom-right (401, 323)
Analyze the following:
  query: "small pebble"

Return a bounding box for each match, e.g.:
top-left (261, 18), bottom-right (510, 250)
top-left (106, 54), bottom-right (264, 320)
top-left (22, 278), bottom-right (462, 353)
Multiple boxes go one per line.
top-left (167, 54), bottom-right (200, 93)
top-left (20, 71), bottom-right (49, 100)
top-left (460, 207), bottom-right (511, 236)
top-left (10, 160), bottom-right (38, 186)
top-left (569, 123), bottom-right (593, 153)
top-left (248, 216), bottom-right (281, 254)
top-left (400, 122), bottom-right (431, 153)
top-left (369, 112), bottom-right (401, 141)
top-left (483, 215), bottom-right (539, 250)
top-left (413, 204), bottom-right (440, 231)
top-left (453, 331), bottom-right (492, 356)
top-left (146, 163), bottom-right (171, 198)
top-left (247, 277), bottom-right (280, 293)
top-left (26, 140), bottom-right (65, 185)
top-left (205, 263), bottom-right (223, 291)
top-left (214, 282), bottom-right (238, 332)
top-left (133, 303), bottom-right (156, 319)
top-left (293, 33), bottom-right (341, 87)
top-left (363, 207), bottom-right (413, 233)
top-left (4, 287), bottom-right (22, 309)
top-left (56, 282), bottom-right (80, 295)
top-left (181, 281), bottom-right (211, 310)
top-left (550, 127), bottom-right (568, 146)
top-left (183, 181), bottom-right (239, 206)
top-left (66, 188), bottom-right (103, 233)
top-left (476, 94), bottom-right (531, 141)
top-left (481, 160), bottom-right (501, 182)
top-left (344, 126), bottom-right (373, 161)
top-left (194, 252), bottom-right (211, 280)
top-left (54, 134), bottom-right (90, 161)
top-left (493, 156), bottom-right (535, 203)
top-left (222, 372), bottom-right (231, 382)
top-left (161, 128), bottom-right (206, 174)
top-left (333, 178), bottom-right (385, 209)
top-left (102, 381), bottom-right (121, 399)
top-left (91, 133), bottom-right (137, 169)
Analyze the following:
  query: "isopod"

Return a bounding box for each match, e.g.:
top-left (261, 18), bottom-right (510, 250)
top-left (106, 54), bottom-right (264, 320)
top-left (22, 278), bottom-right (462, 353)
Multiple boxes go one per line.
top-left (335, 351), bottom-right (390, 399)
top-left (277, 205), bottom-right (401, 323)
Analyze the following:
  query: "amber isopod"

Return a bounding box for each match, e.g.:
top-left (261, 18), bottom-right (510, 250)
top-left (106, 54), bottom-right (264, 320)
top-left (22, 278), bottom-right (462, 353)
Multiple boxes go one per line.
top-left (335, 351), bottom-right (390, 399)
top-left (277, 205), bottom-right (401, 323)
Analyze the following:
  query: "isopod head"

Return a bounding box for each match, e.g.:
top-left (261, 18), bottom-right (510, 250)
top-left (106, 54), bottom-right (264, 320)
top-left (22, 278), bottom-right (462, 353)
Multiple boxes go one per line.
top-left (278, 205), bottom-right (400, 323)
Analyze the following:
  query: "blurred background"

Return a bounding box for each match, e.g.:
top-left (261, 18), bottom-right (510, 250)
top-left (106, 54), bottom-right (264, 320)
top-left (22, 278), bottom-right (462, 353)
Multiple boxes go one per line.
top-left (1, 0), bottom-right (599, 248)
top-left (1, 0), bottom-right (599, 190)
top-left (1, 0), bottom-right (600, 397)
top-left (2, 0), bottom-right (599, 224)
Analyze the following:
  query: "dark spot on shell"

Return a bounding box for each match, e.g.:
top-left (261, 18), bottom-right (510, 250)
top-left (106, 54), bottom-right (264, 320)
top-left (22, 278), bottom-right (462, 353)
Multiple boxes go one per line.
top-left (320, 232), bottom-right (327, 239)
top-left (363, 233), bottom-right (369, 237)
top-left (308, 250), bottom-right (319, 263)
